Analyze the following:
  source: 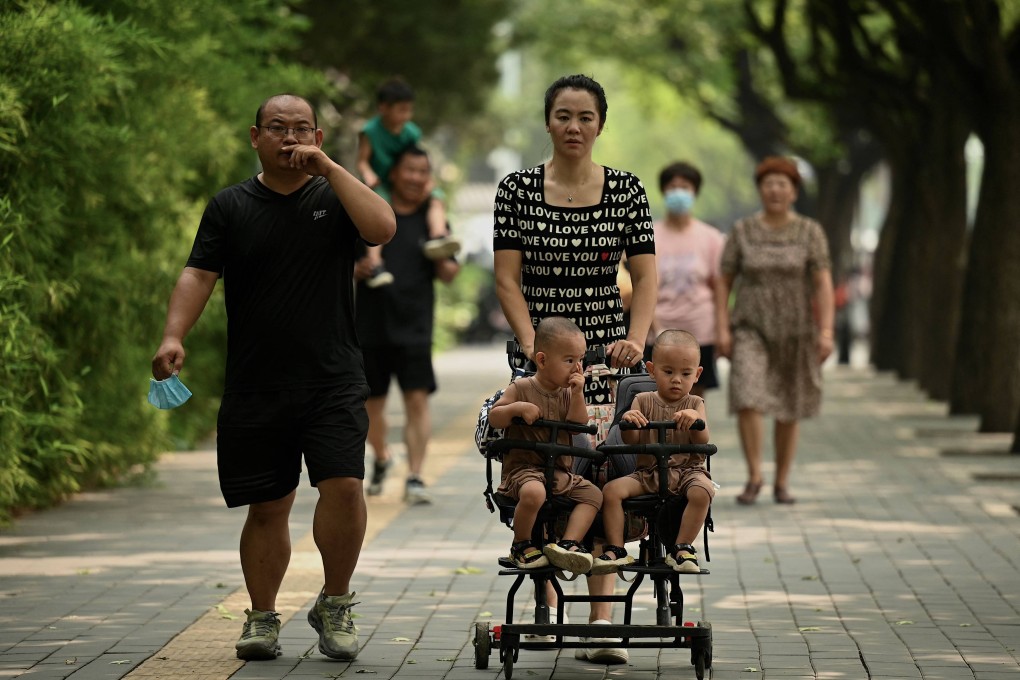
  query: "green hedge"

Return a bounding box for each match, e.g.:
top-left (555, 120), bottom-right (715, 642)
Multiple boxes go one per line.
top-left (0, 0), bottom-right (326, 522)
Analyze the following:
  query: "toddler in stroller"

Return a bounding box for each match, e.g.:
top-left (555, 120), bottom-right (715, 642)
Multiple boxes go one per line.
top-left (595, 330), bottom-right (715, 575)
top-left (486, 317), bottom-right (601, 577)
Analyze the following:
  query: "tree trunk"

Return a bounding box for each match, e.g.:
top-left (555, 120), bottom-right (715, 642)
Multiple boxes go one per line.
top-left (910, 109), bottom-right (969, 400)
top-left (1013, 409), bottom-right (1020, 453)
top-left (868, 105), bottom-right (969, 390)
top-left (814, 128), bottom-right (884, 281)
top-left (869, 152), bottom-right (910, 373)
top-left (951, 105), bottom-right (1020, 430)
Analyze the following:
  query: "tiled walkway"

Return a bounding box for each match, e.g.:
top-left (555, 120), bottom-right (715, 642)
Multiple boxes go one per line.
top-left (2, 344), bottom-right (1018, 679)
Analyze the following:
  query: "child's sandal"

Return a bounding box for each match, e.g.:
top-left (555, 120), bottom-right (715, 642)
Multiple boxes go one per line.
top-left (542, 539), bottom-right (594, 575)
top-left (591, 544), bottom-right (634, 575)
top-left (665, 543), bottom-right (700, 573)
top-left (510, 540), bottom-right (549, 569)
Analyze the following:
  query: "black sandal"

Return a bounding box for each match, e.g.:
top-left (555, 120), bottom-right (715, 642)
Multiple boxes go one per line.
top-left (591, 544), bottom-right (634, 575)
top-left (509, 540), bottom-right (549, 569)
top-left (598, 545), bottom-right (629, 561)
top-left (665, 543), bottom-right (700, 573)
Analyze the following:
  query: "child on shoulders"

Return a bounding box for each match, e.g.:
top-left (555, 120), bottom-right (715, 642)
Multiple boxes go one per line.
top-left (356, 78), bottom-right (459, 287)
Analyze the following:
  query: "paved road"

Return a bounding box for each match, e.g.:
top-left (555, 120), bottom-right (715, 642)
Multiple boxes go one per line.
top-left (1, 343), bottom-right (1018, 680)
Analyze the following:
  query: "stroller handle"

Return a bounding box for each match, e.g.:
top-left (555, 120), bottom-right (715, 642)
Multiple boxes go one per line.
top-left (619, 418), bottom-right (705, 431)
top-left (510, 416), bottom-right (598, 435)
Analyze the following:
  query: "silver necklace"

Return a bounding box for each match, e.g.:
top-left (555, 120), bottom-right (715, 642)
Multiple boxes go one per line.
top-left (564, 174), bottom-right (590, 202)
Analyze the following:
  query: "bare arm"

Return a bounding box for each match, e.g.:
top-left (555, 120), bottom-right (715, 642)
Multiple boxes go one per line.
top-left (813, 267), bottom-right (835, 361)
top-left (151, 267), bottom-right (219, 379)
top-left (284, 144), bottom-right (396, 246)
top-left (566, 372), bottom-right (588, 424)
top-left (625, 253), bottom-right (656, 349)
top-left (434, 258), bottom-right (459, 284)
top-left (607, 252), bottom-right (655, 367)
top-left (675, 402), bottom-right (710, 444)
top-left (494, 249), bottom-right (536, 359)
top-left (488, 383), bottom-right (541, 428)
top-left (356, 134), bottom-right (379, 188)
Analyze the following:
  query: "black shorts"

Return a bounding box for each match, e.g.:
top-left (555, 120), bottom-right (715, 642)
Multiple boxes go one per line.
top-left (697, 344), bottom-right (720, 390)
top-left (362, 345), bottom-right (437, 398)
top-left (644, 343), bottom-right (719, 390)
top-left (216, 383), bottom-right (370, 507)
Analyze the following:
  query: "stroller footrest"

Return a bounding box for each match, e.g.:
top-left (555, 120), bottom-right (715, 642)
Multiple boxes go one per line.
top-left (622, 563), bottom-right (711, 576)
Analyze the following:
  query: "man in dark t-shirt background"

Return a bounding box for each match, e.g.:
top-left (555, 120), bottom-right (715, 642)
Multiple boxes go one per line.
top-left (354, 146), bottom-right (459, 504)
top-left (151, 94), bottom-right (395, 663)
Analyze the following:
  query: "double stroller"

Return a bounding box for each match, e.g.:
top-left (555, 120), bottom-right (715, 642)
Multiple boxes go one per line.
top-left (473, 343), bottom-right (718, 679)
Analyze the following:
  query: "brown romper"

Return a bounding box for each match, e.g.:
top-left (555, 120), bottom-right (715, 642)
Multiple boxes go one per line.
top-left (623, 392), bottom-right (715, 500)
top-left (496, 377), bottom-right (603, 510)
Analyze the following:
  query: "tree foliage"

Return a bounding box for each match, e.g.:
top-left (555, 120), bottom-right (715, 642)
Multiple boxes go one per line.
top-left (513, 0), bottom-right (1020, 438)
top-left (291, 0), bottom-right (513, 161)
top-left (512, 0), bottom-right (881, 278)
top-left (0, 0), bottom-right (326, 521)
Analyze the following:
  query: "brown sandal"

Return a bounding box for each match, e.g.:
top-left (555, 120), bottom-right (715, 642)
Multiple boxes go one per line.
top-left (773, 487), bottom-right (796, 504)
top-left (736, 481), bottom-right (763, 505)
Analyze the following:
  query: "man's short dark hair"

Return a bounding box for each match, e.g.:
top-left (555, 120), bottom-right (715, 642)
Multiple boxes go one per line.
top-left (393, 144), bottom-right (429, 168)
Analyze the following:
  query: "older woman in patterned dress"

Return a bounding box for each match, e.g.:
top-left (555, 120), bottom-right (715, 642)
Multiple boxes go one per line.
top-left (716, 157), bottom-right (835, 505)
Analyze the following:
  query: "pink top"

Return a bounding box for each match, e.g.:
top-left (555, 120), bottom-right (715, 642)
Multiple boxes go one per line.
top-left (652, 218), bottom-right (726, 345)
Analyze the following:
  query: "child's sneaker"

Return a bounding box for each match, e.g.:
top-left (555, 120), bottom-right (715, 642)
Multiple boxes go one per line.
top-left (665, 543), bottom-right (700, 573)
top-left (365, 265), bottom-right (394, 288)
top-left (307, 589), bottom-right (360, 660)
top-left (404, 476), bottom-right (433, 505)
top-left (590, 545), bottom-right (634, 575)
top-left (235, 608), bottom-right (281, 660)
top-left (366, 458), bottom-right (391, 496)
top-left (543, 540), bottom-right (594, 575)
top-left (422, 235), bottom-right (461, 260)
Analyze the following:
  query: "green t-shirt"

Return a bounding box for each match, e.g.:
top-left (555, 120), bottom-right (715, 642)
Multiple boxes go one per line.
top-left (362, 115), bottom-right (422, 189)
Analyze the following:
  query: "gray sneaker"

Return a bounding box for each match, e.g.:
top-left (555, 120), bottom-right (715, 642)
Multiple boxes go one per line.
top-left (367, 458), bottom-right (392, 496)
top-left (307, 590), bottom-right (359, 660)
top-left (235, 608), bottom-right (281, 660)
top-left (404, 477), bottom-right (433, 505)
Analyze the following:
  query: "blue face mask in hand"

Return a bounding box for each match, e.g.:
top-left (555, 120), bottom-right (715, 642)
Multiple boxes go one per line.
top-left (147, 374), bottom-right (193, 409)
top-left (663, 188), bottom-right (695, 216)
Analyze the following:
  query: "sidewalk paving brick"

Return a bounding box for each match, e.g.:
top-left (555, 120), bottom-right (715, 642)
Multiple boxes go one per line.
top-left (2, 344), bottom-right (1019, 679)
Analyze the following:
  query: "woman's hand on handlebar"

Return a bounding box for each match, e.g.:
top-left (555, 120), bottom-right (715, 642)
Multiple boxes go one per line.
top-left (606, 339), bottom-right (643, 369)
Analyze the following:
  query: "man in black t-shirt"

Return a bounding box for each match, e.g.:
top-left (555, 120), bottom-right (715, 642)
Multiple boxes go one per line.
top-left (151, 94), bottom-right (395, 663)
top-left (354, 146), bottom-right (459, 504)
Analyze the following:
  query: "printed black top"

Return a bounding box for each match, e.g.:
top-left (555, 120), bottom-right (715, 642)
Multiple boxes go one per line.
top-left (493, 164), bottom-right (654, 404)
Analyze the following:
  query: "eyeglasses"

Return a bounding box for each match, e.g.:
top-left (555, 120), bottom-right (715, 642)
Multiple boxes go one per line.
top-left (258, 125), bottom-right (316, 140)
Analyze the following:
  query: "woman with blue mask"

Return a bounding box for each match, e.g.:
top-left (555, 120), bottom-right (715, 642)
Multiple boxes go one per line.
top-left (648, 161), bottom-right (726, 398)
